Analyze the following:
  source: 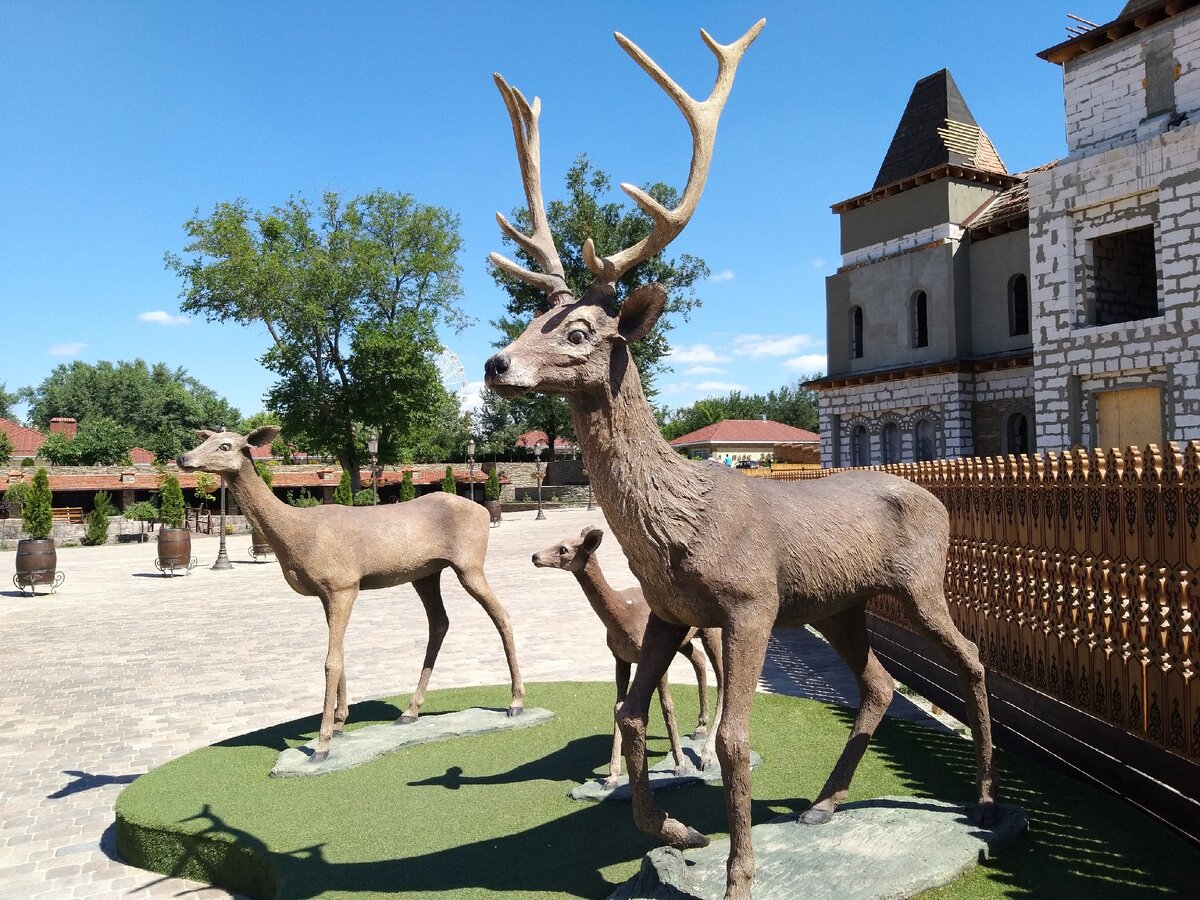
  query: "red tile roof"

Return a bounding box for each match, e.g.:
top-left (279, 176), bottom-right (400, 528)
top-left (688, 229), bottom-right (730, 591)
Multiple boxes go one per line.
top-left (1, 419), bottom-right (47, 457)
top-left (515, 430), bottom-right (576, 451)
top-left (669, 419), bottom-right (820, 447)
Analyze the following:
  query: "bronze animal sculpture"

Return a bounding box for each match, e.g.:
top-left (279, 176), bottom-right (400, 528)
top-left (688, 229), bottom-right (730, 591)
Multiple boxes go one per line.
top-left (484, 20), bottom-right (996, 899)
top-left (533, 526), bottom-right (723, 786)
top-left (177, 427), bottom-right (525, 762)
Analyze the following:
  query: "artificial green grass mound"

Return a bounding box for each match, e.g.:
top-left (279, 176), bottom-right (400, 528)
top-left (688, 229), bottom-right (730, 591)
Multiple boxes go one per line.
top-left (115, 682), bottom-right (1200, 899)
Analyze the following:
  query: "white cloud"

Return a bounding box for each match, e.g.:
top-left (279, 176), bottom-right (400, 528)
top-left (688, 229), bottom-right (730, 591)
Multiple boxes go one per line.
top-left (685, 365), bottom-right (724, 375)
top-left (695, 380), bottom-right (747, 393)
top-left (731, 333), bottom-right (822, 358)
top-left (48, 342), bottom-right (87, 357)
top-left (668, 343), bottom-right (731, 365)
top-left (708, 269), bottom-right (735, 283)
top-left (810, 258), bottom-right (828, 269)
top-left (782, 353), bottom-right (828, 374)
top-left (139, 310), bottom-right (191, 326)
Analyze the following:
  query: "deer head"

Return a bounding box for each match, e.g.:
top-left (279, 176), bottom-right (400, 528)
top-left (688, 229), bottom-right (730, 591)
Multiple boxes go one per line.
top-left (484, 20), bottom-right (763, 399)
top-left (177, 426), bottom-right (279, 476)
top-left (532, 526), bottom-right (605, 572)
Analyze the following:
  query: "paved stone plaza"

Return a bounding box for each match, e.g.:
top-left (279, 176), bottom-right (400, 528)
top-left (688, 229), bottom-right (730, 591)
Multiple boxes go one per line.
top-left (0, 506), bottom-right (954, 898)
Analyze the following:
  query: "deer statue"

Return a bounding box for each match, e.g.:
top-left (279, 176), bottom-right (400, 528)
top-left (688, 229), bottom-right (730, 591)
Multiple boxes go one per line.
top-left (532, 526), bottom-right (723, 787)
top-left (177, 427), bottom-right (524, 762)
top-left (484, 20), bottom-right (996, 899)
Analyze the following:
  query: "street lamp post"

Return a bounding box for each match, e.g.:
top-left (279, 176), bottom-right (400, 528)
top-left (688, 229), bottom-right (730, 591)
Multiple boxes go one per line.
top-left (367, 432), bottom-right (379, 506)
top-left (211, 425), bottom-right (232, 570)
top-left (534, 440), bottom-right (546, 520)
top-left (467, 437), bottom-right (477, 503)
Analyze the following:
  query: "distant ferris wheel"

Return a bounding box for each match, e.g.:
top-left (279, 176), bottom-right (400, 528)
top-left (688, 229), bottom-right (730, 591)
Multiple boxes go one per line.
top-left (436, 349), bottom-right (468, 405)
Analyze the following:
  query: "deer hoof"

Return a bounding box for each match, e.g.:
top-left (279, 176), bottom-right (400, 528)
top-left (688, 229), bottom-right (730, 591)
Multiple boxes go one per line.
top-left (506, 705), bottom-right (524, 718)
top-left (673, 764), bottom-right (690, 778)
top-left (692, 726), bottom-right (708, 739)
top-left (799, 807), bottom-right (833, 825)
top-left (602, 776), bottom-right (620, 790)
top-left (971, 801), bottom-right (999, 828)
top-left (680, 826), bottom-right (710, 849)
top-left (309, 750), bottom-right (329, 764)
top-left (395, 715), bottom-right (418, 725)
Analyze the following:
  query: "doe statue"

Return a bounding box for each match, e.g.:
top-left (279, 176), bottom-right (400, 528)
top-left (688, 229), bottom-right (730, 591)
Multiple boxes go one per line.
top-left (484, 20), bottom-right (997, 900)
top-left (533, 527), bottom-right (723, 787)
top-left (178, 427), bottom-right (524, 762)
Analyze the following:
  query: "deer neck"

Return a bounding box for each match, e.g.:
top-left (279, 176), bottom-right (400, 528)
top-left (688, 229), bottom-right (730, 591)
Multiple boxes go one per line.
top-left (570, 348), bottom-right (708, 555)
top-left (574, 554), bottom-right (622, 624)
top-left (223, 456), bottom-right (292, 546)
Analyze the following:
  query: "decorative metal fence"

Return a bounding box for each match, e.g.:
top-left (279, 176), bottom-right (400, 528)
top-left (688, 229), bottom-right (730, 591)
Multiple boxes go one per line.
top-left (774, 442), bottom-right (1200, 768)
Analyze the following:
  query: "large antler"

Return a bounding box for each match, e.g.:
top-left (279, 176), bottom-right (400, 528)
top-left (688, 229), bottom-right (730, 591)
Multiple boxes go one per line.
top-left (585, 20), bottom-right (764, 287)
top-left (489, 75), bottom-right (572, 304)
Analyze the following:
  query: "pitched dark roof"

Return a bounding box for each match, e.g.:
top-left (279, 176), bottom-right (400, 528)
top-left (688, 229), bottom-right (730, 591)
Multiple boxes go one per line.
top-left (874, 69), bottom-right (1007, 189)
top-left (1040, 1), bottom-right (1199, 65)
top-left (963, 161), bottom-right (1058, 239)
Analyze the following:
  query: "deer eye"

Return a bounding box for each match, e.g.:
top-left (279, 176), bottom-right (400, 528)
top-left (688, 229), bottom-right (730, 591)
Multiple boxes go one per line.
top-left (219, 443), bottom-right (232, 451)
top-left (567, 329), bottom-right (587, 345)
top-left (559, 546), bottom-right (568, 554)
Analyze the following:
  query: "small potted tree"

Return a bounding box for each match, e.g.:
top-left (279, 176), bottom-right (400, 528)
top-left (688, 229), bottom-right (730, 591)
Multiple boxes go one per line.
top-left (155, 473), bottom-right (195, 575)
top-left (82, 491), bottom-right (115, 546)
top-left (483, 467), bottom-right (502, 525)
top-left (249, 461), bottom-right (274, 561)
top-left (14, 468), bottom-right (62, 594)
top-left (442, 465), bottom-right (457, 494)
top-left (399, 469), bottom-right (415, 502)
top-left (333, 470), bottom-right (353, 506)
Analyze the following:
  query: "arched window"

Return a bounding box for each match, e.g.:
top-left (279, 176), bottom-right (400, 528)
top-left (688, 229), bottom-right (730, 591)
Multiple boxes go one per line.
top-left (882, 422), bottom-right (901, 463)
top-left (851, 425), bottom-right (870, 466)
top-left (910, 291), bottom-right (928, 348)
top-left (1004, 411), bottom-right (1031, 455)
top-left (915, 419), bottom-right (936, 461)
top-left (1009, 273), bottom-right (1030, 336)
top-left (850, 306), bottom-right (864, 359)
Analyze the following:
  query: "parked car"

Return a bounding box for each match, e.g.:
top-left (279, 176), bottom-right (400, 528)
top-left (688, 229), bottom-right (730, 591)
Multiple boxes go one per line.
top-left (734, 460), bottom-right (760, 469)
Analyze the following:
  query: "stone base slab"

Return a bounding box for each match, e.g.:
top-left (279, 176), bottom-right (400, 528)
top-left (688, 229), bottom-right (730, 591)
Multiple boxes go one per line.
top-left (569, 734), bottom-right (761, 802)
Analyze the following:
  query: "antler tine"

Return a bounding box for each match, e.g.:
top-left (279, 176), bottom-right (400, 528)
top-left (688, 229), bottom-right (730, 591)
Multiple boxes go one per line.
top-left (490, 73), bottom-right (572, 304)
top-left (584, 19), bottom-right (765, 286)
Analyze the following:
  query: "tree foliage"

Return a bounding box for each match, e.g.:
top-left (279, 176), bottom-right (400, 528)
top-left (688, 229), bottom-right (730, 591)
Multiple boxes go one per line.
top-left (39, 416), bottom-right (137, 466)
top-left (399, 470), bottom-right (415, 502)
top-left (442, 465), bottom-right (456, 494)
top-left (484, 467), bottom-right (501, 502)
top-left (333, 471), bottom-right (353, 506)
top-left (159, 474), bottom-right (186, 529)
top-left (83, 491), bottom-right (115, 546)
top-left (660, 381), bottom-right (822, 441)
top-left (490, 156), bottom-right (709, 452)
top-left (0, 431), bottom-right (12, 467)
top-left (23, 468), bottom-right (54, 540)
top-left (20, 360), bottom-right (239, 463)
top-left (167, 190), bottom-right (466, 488)
top-left (0, 382), bottom-right (17, 421)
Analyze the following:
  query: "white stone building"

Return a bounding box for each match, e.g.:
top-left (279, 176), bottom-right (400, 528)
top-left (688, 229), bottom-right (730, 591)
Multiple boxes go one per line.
top-left (811, 0), bottom-right (1200, 463)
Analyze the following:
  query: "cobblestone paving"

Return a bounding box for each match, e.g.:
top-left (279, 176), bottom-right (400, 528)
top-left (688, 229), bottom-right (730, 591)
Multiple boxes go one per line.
top-left (0, 506), bottom-right (955, 898)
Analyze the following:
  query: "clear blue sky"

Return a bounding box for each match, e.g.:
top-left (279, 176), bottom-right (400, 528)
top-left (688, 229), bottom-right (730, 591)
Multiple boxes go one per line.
top-left (1, 1), bottom-right (1103, 422)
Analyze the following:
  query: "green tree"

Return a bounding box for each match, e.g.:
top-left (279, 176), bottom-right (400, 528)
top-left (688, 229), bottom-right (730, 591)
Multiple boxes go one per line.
top-left (352, 488), bottom-right (374, 506)
top-left (0, 382), bottom-right (18, 420)
top-left (484, 467), bottom-right (501, 502)
top-left (83, 491), bottom-right (115, 546)
top-left (333, 470), bottom-right (353, 506)
top-left (0, 431), bottom-right (11, 467)
top-left (160, 474), bottom-right (186, 529)
top-left (476, 387), bottom-right (522, 460)
top-left (20, 360), bottom-right (240, 462)
top-left (23, 468), bottom-right (53, 540)
top-left (399, 469), bottom-right (415, 502)
top-left (254, 460), bottom-right (274, 491)
top-left (192, 471), bottom-right (218, 507)
top-left (39, 416), bottom-right (136, 466)
top-left (167, 190), bottom-right (466, 488)
top-left (442, 465), bottom-right (457, 493)
top-left (286, 488), bottom-right (321, 508)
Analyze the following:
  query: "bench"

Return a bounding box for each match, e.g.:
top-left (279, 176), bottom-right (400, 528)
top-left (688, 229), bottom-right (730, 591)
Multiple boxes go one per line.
top-left (51, 507), bottom-right (85, 524)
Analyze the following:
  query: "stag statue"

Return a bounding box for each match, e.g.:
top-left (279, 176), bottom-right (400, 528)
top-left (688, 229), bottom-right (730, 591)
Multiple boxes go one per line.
top-left (533, 526), bottom-right (723, 786)
top-left (484, 20), bottom-right (996, 899)
top-left (177, 427), bottom-right (524, 762)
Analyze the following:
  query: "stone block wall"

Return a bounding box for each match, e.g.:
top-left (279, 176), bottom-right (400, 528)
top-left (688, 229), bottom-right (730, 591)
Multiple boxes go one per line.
top-left (1028, 120), bottom-right (1200, 450)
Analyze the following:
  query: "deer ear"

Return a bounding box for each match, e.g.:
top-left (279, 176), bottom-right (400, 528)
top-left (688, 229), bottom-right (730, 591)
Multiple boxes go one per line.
top-left (247, 425), bottom-right (281, 448)
top-left (616, 284), bottom-right (668, 344)
top-left (581, 527), bottom-right (604, 552)
top-left (196, 429), bottom-right (215, 441)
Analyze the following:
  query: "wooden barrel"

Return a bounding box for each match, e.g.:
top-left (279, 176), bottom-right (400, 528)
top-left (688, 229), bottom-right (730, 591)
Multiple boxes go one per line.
top-left (16, 538), bottom-right (56, 585)
top-left (250, 526), bottom-right (274, 560)
top-left (157, 528), bottom-right (192, 569)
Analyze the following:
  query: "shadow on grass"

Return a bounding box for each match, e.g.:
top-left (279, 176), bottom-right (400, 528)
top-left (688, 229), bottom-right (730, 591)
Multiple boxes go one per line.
top-left (830, 705), bottom-right (1197, 898)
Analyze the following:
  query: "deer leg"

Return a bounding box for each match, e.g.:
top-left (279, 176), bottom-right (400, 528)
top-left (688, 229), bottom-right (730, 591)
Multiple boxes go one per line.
top-left (617, 613), bottom-right (707, 850)
top-left (656, 673), bottom-right (689, 776)
top-left (698, 627), bottom-right (724, 771)
top-left (680, 640), bottom-right (710, 736)
top-left (319, 600), bottom-right (351, 737)
top-left (312, 588), bottom-right (356, 762)
top-left (606, 658), bottom-right (631, 789)
top-left (398, 573), bottom-right (449, 724)
top-left (905, 583), bottom-right (998, 826)
top-left (717, 616), bottom-right (772, 900)
top-left (803, 606), bottom-right (894, 824)
top-left (455, 565), bottom-right (525, 715)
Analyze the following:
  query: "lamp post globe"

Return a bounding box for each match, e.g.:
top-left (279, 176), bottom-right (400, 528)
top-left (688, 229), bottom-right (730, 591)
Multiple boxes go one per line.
top-left (534, 440), bottom-right (546, 520)
top-left (367, 432), bottom-right (379, 505)
top-left (467, 437), bottom-right (477, 503)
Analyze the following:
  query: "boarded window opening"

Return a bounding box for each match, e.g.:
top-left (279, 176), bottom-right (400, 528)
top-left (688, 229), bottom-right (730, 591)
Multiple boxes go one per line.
top-left (851, 425), bottom-right (870, 465)
top-left (1097, 386), bottom-right (1164, 452)
top-left (1144, 35), bottom-right (1177, 119)
top-left (851, 306), bottom-right (864, 359)
top-left (915, 419), bottom-right (936, 461)
top-left (911, 291), bottom-right (928, 348)
top-left (1004, 412), bottom-right (1031, 455)
top-left (882, 422), bottom-right (900, 463)
top-left (1090, 226), bottom-right (1158, 325)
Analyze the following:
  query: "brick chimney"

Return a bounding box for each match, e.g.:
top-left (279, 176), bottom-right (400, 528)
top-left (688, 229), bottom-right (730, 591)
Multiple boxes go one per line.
top-left (49, 417), bottom-right (77, 438)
